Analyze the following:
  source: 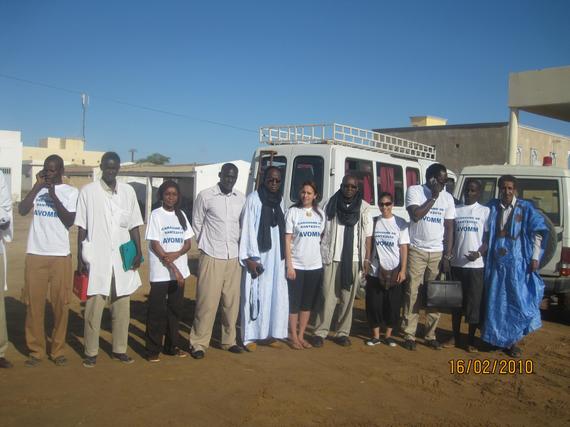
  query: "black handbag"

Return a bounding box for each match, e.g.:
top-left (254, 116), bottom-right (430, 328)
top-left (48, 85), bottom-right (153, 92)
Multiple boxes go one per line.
top-left (425, 272), bottom-right (463, 309)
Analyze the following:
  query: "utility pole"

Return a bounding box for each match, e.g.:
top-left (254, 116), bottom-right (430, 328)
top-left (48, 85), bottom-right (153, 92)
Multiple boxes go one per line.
top-left (81, 93), bottom-right (89, 143)
top-left (129, 148), bottom-right (137, 163)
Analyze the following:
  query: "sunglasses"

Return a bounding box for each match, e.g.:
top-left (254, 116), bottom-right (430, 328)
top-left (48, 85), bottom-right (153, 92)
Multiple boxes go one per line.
top-left (379, 202), bottom-right (393, 207)
top-left (266, 178), bottom-right (281, 184)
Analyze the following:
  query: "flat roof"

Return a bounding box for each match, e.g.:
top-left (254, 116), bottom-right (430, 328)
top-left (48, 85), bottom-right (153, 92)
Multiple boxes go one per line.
top-left (374, 122), bottom-right (508, 133)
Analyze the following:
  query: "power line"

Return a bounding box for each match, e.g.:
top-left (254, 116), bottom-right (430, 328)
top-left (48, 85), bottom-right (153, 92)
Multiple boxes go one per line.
top-left (0, 72), bottom-right (258, 134)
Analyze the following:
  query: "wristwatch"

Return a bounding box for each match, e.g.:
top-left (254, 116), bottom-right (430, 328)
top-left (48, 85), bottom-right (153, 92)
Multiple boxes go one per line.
top-left (443, 254), bottom-right (454, 261)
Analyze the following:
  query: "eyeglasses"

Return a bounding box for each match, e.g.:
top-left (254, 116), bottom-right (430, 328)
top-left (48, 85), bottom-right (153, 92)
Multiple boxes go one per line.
top-left (266, 178), bottom-right (281, 184)
top-left (379, 202), bottom-right (393, 207)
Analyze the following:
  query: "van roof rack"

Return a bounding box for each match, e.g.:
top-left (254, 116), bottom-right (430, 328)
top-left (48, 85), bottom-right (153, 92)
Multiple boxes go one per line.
top-left (259, 123), bottom-right (436, 160)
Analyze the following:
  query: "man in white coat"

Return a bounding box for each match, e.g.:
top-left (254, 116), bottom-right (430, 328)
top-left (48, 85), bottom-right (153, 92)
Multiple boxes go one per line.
top-left (75, 152), bottom-right (144, 367)
top-left (0, 170), bottom-right (13, 368)
top-left (239, 166), bottom-right (289, 351)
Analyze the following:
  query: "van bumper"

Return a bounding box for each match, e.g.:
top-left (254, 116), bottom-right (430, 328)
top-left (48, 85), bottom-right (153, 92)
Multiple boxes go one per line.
top-left (543, 276), bottom-right (570, 294)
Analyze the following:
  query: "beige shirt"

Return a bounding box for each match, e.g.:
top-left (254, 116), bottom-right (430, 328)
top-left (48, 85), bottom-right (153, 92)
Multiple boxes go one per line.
top-left (192, 184), bottom-right (245, 259)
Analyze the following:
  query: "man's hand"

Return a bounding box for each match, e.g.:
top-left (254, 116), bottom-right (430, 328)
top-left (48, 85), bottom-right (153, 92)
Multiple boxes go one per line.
top-left (428, 177), bottom-right (441, 199)
top-left (131, 253), bottom-right (142, 270)
top-left (531, 259), bottom-right (539, 272)
top-left (77, 258), bottom-right (89, 274)
top-left (465, 251), bottom-right (480, 262)
top-left (441, 258), bottom-right (451, 273)
top-left (245, 258), bottom-right (263, 277)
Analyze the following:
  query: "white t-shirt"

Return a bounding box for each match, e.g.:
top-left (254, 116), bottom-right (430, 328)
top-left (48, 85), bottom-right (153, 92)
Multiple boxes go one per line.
top-left (26, 185), bottom-right (79, 256)
top-left (406, 185), bottom-right (456, 252)
top-left (370, 215), bottom-right (410, 275)
top-left (145, 207), bottom-right (194, 282)
top-left (451, 202), bottom-right (490, 269)
top-left (285, 206), bottom-right (325, 270)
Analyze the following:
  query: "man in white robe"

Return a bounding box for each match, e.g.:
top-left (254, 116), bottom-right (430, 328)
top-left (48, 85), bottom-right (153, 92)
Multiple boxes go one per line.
top-left (239, 167), bottom-right (288, 351)
top-left (75, 152), bottom-right (144, 367)
top-left (0, 170), bottom-right (13, 368)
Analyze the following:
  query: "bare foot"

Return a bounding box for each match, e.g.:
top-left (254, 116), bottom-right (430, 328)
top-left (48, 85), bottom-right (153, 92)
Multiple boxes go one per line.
top-left (300, 339), bottom-right (313, 349)
top-left (288, 338), bottom-right (303, 350)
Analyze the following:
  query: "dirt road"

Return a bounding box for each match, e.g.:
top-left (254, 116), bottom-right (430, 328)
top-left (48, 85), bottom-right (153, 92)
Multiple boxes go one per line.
top-left (1, 214), bottom-right (569, 426)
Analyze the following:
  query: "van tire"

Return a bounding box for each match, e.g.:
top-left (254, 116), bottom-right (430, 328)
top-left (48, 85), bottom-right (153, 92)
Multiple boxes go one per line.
top-left (538, 211), bottom-right (557, 269)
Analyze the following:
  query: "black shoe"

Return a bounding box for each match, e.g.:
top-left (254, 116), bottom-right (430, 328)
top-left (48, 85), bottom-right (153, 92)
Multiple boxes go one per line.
top-left (24, 356), bottom-right (41, 368)
top-left (83, 356), bottom-right (97, 368)
top-left (335, 336), bottom-right (351, 347)
top-left (311, 336), bottom-right (324, 348)
top-left (112, 352), bottom-right (135, 364)
top-left (228, 345), bottom-right (244, 354)
top-left (191, 349), bottom-right (205, 360)
top-left (0, 357), bottom-right (13, 369)
top-left (51, 355), bottom-right (67, 367)
top-left (403, 339), bottom-right (417, 351)
top-left (425, 339), bottom-right (442, 350)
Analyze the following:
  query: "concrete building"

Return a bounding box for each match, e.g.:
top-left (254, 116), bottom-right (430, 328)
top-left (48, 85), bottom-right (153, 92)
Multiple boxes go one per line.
top-left (0, 130), bottom-right (24, 202)
top-left (22, 137), bottom-right (105, 192)
top-left (375, 120), bottom-right (570, 174)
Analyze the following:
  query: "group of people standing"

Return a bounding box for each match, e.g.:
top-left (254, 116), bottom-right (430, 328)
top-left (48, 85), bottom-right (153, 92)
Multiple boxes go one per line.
top-left (0, 154), bottom-right (549, 369)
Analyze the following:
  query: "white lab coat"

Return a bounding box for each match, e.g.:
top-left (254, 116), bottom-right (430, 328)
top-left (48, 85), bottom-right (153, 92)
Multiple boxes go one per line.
top-left (75, 181), bottom-right (143, 297)
top-left (0, 171), bottom-right (12, 290)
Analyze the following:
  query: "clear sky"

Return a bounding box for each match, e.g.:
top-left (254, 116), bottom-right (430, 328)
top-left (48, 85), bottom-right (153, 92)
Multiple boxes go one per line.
top-left (1, 0), bottom-right (569, 164)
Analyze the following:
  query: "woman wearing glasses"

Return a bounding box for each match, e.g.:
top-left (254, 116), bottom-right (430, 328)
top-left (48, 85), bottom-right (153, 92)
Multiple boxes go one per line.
top-left (366, 192), bottom-right (409, 347)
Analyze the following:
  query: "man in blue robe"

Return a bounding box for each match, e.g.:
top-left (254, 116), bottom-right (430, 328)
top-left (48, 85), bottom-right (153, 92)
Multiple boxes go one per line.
top-left (482, 175), bottom-right (549, 357)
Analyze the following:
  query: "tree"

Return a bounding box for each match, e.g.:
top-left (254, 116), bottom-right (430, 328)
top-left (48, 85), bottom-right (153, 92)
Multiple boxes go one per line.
top-left (136, 153), bottom-right (170, 165)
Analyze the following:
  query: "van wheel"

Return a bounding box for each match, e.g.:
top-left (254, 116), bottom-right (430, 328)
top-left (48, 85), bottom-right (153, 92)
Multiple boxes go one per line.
top-left (538, 211), bottom-right (557, 269)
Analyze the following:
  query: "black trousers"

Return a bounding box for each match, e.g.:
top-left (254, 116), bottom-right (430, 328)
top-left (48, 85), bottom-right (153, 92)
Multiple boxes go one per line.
top-left (365, 275), bottom-right (403, 329)
top-left (145, 280), bottom-right (184, 355)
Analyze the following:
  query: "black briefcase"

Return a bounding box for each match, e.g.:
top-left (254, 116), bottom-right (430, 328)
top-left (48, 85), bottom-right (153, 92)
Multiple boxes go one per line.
top-left (425, 273), bottom-right (463, 309)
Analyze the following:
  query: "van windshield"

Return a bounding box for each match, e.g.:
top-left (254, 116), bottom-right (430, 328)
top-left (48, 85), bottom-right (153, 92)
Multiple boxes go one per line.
top-left (290, 156), bottom-right (324, 203)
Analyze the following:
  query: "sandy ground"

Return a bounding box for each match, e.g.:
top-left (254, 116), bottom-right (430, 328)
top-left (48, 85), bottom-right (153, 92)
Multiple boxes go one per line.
top-left (0, 213), bottom-right (569, 427)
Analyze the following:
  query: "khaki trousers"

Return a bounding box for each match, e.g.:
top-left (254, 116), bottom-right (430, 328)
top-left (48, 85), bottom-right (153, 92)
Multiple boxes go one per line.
top-left (23, 254), bottom-right (72, 359)
top-left (402, 247), bottom-right (442, 341)
top-left (314, 261), bottom-right (360, 339)
top-left (84, 275), bottom-right (130, 357)
top-left (0, 258), bottom-right (7, 358)
top-left (189, 253), bottom-right (241, 352)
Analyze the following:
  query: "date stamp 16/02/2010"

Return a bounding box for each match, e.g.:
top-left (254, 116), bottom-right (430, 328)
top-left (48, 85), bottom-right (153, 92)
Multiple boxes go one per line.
top-left (449, 358), bottom-right (535, 375)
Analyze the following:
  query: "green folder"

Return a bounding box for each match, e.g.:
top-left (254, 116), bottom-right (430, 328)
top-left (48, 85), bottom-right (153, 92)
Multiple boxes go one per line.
top-left (119, 240), bottom-right (144, 271)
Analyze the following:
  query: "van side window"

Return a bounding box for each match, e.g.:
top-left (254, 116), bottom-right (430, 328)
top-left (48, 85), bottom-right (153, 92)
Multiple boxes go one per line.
top-left (406, 167), bottom-right (419, 187)
top-left (259, 155), bottom-right (287, 195)
top-left (345, 158), bottom-right (374, 204)
top-left (377, 163), bottom-right (404, 206)
top-left (517, 179), bottom-right (560, 226)
top-left (290, 156), bottom-right (324, 202)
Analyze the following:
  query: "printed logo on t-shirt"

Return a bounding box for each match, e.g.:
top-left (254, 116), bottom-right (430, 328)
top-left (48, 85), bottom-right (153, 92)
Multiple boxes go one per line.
top-left (422, 207), bottom-right (444, 224)
top-left (34, 193), bottom-right (58, 218)
top-left (374, 230), bottom-right (397, 248)
top-left (161, 225), bottom-right (185, 244)
top-left (298, 220), bottom-right (321, 238)
top-left (455, 215), bottom-right (482, 233)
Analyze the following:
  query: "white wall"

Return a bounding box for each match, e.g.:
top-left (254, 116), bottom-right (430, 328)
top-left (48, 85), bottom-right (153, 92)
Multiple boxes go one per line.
top-left (194, 160), bottom-right (251, 196)
top-left (0, 130), bottom-right (23, 202)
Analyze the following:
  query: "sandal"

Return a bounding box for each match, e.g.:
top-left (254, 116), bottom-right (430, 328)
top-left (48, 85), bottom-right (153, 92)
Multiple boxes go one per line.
top-left (289, 340), bottom-right (303, 350)
top-left (505, 345), bottom-right (522, 358)
top-left (301, 340), bottom-right (313, 349)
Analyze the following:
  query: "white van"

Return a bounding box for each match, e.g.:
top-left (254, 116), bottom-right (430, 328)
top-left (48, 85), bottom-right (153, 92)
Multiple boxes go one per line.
top-left (247, 123), bottom-right (446, 219)
top-left (455, 164), bottom-right (570, 308)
